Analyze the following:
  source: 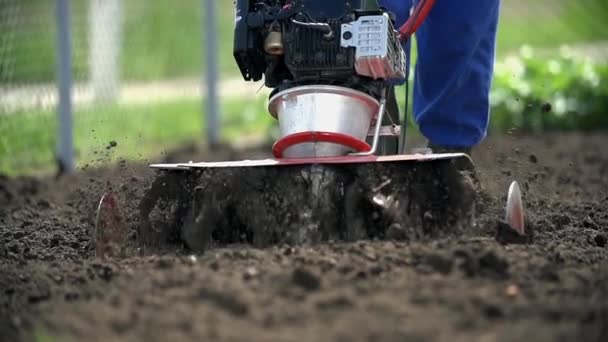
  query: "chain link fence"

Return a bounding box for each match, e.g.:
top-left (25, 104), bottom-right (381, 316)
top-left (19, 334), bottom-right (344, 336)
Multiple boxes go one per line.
top-left (0, 0), bottom-right (607, 175)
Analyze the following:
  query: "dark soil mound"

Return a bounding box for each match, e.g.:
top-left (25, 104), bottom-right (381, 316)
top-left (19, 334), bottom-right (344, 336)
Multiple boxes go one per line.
top-left (1, 133), bottom-right (607, 342)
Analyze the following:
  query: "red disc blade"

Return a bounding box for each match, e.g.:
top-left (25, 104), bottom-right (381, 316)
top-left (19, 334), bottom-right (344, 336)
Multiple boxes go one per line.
top-left (95, 192), bottom-right (127, 258)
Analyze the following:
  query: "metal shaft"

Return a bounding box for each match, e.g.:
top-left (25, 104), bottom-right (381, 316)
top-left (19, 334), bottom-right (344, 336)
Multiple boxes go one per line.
top-left (203, 0), bottom-right (220, 146)
top-left (350, 97), bottom-right (387, 156)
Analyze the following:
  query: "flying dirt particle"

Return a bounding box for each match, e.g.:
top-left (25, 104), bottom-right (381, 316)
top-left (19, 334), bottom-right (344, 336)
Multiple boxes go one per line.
top-left (292, 268), bottom-right (321, 291)
top-left (594, 234), bottom-right (607, 248)
top-left (541, 102), bottom-right (552, 113)
top-left (106, 141), bottom-right (118, 150)
top-left (529, 154), bottom-right (538, 164)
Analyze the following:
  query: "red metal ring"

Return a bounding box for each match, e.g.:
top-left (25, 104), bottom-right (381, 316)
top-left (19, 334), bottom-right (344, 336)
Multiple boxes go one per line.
top-left (272, 131), bottom-right (371, 158)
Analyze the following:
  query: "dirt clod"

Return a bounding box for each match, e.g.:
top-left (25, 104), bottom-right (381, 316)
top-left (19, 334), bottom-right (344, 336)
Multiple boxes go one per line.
top-left (292, 268), bottom-right (321, 291)
top-left (476, 250), bottom-right (509, 279)
top-left (198, 287), bottom-right (249, 317)
top-left (594, 233), bottom-right (607, 247)
top-left (422, 253), bottom-right (453, 275)
top-left (505, 284), bottom-right (519, 298)
top-left (494, 220), bottom-right (533, 245)
top-left (243, 266), bottom-right (259, 280)
top-left (529, 154), bottom-right (538, 163)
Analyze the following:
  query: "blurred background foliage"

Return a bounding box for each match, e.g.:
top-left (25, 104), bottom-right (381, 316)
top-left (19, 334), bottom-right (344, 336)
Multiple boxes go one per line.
top-left (0, 0), bottom-right (607, 175)
top-left (491, 46), bottom-right (608, 132)
top-left (3, 0), bottom-right (608, 82)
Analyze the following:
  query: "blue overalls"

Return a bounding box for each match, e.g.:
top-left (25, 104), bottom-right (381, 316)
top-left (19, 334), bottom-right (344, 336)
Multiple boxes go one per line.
top-left (379, 0), bottom-right (501, 148)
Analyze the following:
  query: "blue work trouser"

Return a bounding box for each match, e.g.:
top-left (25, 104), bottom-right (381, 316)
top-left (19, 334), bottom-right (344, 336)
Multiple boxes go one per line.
top-left (379, 0), bottom-right (500, 148)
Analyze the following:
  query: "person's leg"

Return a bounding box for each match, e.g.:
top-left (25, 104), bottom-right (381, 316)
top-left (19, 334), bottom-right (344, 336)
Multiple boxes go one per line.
top-left (413, 0), bottom-right (500, 149)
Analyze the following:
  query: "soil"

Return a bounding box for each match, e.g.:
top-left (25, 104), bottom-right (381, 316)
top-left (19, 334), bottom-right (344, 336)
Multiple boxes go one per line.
top-left (139, 155), bottom-right (477, 252)
top-left (1, 133), bottom-right (608, 342)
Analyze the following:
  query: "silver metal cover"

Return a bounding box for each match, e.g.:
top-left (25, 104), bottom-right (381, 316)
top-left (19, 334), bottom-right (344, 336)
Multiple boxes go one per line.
top-left (340, 14), bottom-right (406, 81)
top-left (268, 85), bottom-right (379, 158)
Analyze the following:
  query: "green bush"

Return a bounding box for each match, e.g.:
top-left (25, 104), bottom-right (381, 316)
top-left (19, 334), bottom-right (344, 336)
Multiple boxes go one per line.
top-left (490, 46), bottom-right (608, 131)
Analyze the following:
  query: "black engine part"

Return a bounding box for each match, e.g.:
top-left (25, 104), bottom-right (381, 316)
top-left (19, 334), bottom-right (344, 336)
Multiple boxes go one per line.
top-left (234, 0), bottom-right (399, 95)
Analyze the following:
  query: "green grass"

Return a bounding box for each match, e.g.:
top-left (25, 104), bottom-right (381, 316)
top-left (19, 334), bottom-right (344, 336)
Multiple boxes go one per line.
top-left (0, 97), bottom-right (274, 175)
top-left (2, 0), bottom-right (607, 83)
top-left (496, 0), bottom-right (608, 52)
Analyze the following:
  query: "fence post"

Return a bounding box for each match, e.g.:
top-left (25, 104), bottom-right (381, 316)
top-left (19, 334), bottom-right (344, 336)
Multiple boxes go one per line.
top-left (203, 0), bottom-right (220, 147)
top-left (89, 0), bottom-right (123, 103)
top-left (56, 0), bottom-right (74, 173)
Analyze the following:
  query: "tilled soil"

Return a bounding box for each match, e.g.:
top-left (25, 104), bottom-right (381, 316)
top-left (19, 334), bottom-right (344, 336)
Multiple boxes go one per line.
top-left (1, 133), bottom-right (607, 342)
